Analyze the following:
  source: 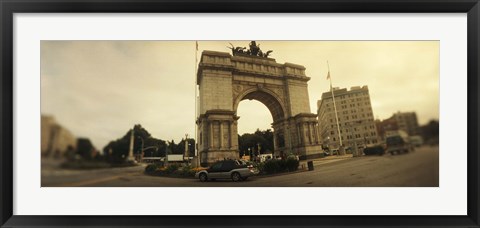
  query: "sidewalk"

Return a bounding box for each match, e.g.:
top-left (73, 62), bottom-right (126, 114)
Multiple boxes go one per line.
top-left (311, 154), bottom-right (353, 166)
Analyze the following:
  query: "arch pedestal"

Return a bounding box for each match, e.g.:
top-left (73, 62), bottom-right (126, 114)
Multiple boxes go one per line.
top-left (196, 50), bottom-right (322, 166)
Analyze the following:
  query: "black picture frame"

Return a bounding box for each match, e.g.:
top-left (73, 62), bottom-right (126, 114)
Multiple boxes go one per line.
top-left (1, 0), bottom-right (479, 227)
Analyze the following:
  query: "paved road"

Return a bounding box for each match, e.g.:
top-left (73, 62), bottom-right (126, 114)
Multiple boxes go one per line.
top-left (43, 146), bottom-right (438, 187)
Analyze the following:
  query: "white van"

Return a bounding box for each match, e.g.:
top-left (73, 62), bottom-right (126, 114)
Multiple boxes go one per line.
top-left (259, 154), bottom-right (273, 162)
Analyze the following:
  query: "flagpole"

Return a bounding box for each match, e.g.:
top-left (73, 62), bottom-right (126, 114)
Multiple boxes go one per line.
top-left (327, 61), bottom-right (343, 152)
top-left (194, 41), bottom-right (199, 166)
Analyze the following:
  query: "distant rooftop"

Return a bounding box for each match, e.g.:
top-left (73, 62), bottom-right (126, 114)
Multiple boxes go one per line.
top-left (320, 85), bottom-right (369, 100)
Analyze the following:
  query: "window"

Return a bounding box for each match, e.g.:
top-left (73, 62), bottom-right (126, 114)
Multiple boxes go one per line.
top-left (221, 160), bottom-right (236, 171)
top-left (211, 162), bottom-right (222, 170)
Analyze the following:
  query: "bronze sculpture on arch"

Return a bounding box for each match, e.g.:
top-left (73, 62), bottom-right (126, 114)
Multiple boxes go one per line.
top-left (227, 41), bottom-right (273, 58)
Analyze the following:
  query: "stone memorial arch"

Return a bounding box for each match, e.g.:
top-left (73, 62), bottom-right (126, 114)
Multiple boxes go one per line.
top-left (196, 42), bottom-right (322, 166)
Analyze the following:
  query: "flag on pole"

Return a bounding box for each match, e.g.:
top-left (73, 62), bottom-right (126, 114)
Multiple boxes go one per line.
top-left (326, 61), bottom-right (331, 80)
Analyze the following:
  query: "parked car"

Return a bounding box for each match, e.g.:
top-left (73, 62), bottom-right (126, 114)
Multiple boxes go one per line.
top-left (195, 160), bottom-right (259, 182)
top-left (386, 132), bottom-right (414, 155)
top-left (331, 149), bottom-right (339, 155)
top-left (363, 145), bottom-right (385, 156)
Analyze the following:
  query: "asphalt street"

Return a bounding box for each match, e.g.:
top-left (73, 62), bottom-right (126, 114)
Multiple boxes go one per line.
top-left (42, 145), bottom-right (438, 187)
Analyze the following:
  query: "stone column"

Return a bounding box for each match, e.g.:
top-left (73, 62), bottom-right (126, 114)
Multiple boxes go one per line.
top-left (304, 123), bottom-right (310, 145)
top-left (273, 133), bottom-right (278, 156)
top-left (209, 121), bottom-right (213, 149)
top-left (219, 121), bottom-right (224, 149)
top-left (294, 123), bottom-right (299, 146)
top-left (308, 122), bottom-right (316, 144)
top-left (228, 121), bottom-right (235, 150)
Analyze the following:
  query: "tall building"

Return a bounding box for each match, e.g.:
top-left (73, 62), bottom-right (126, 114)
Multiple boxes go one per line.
top-left (41, 115), bottom-right (77, 159)
top-left (317, 86), bottom-right (379, 149)
top-left (375, 117), bottom-right (398, 141)
top-left (391, 111), bottom-right (421, 137)
top-left (375, 111), bottom-right (422, 141)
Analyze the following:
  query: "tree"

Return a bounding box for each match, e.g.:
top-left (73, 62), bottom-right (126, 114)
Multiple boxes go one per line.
top-left (420, 120), bottom-right (439, 144)
top-left (102, 124), bottom-right (158, 164)
top-left (238, 128), bottom-right (274, 156)
top-left (76, 138), bottom-right (96, 160)
top-left (254, 129), bottom-right (274, 153)
top-left (176, 138), bottom-right (196, 157)
top-left (102, 124), bottom-right (196, 163)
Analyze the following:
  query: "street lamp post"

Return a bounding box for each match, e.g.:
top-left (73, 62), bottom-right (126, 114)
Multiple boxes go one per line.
top-left (137, 136), bottom-right (144, 155)
top-left (248, 148), bottom-right (251, 161)
top-left (165, 143), bottom-right (169, 167)
top-left (346, 121), bottom-right (364, 157)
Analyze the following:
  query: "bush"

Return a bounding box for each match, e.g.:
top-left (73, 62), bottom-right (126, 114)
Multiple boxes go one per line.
top-left (285, 157), bottom-right (299, 172)
top-left (165, 164), bottom-right (180, 174)
top-left (277, 159), bottom-right (287, 172)
top-left (145, 164), bottom-right (158, 174)
top-left (179, 165), bottom-right (196, 177)
top-left (262, 159), bottom-right (280, 174)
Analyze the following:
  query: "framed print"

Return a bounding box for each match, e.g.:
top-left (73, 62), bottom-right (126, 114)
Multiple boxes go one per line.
top-left (1, 0), bottom-right (479, 227)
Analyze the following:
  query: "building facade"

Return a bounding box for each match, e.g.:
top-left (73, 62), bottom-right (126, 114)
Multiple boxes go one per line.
top-left (317, 86), bottom-right (379, 150)
top-left (375, 111), bottom-right (422, 141)
top-left (197, 47), bottom-right (322, 166)
top-left (41, 115), bottom-right (77, 159)
top-left (391, 111), bottom-right (421, 137)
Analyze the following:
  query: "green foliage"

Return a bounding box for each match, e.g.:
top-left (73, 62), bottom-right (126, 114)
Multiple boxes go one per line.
top-left (76, 138), bottom-right (96, 160)
top-left (179, 165), bottom-right (196, 177)
top-left (165, 164), bottom-right (180, 174)
top-left (262, 159), bottom-right (283, 174)
top-left (238, 129), bottom-right (274, 157)
top-left (176, 138), bottom-right (196, 157)
top-left (102, 124), bottom-right (198, 164)
top-left (260, 157), bottom-right (298, 174)
top-left (277, 159), bottom-right (287, 172)
top-left (285, 157), bottom-right (299, 172)
top-left (145, 164), bottom-right (159, 174)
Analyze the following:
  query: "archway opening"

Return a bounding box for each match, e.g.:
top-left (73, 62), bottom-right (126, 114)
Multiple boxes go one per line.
top-left (237, 100), bottom-right (274, 161)
top-left (235, 90), bottom-right (286, 161)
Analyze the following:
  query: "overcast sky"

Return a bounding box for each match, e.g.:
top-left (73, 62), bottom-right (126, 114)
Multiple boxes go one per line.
top-left (41, 41), bottom-right (439, 149)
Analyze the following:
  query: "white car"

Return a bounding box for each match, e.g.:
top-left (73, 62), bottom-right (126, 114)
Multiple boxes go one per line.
top-left (195, 160), bottom-right (259, 182)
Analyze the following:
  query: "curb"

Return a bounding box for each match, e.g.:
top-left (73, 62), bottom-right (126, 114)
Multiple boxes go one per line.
top-left (256, 169), bottom-right (309, 179)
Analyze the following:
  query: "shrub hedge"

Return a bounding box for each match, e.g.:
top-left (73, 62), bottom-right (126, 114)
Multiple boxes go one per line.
top-left (144, 163), bottom-right (196, 178)
top-left (261, 157), bottom-right (299, 174)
